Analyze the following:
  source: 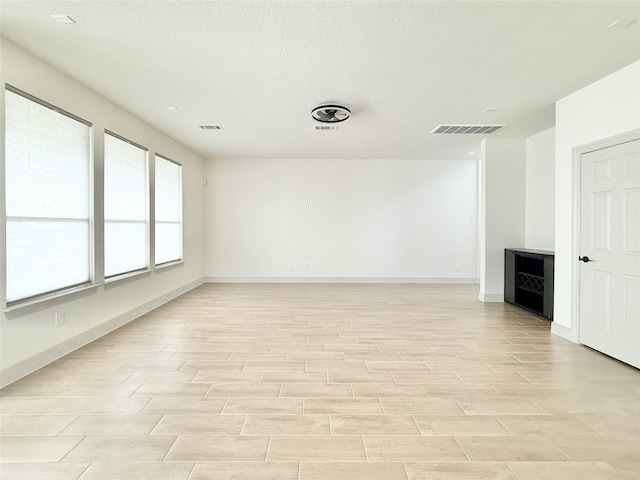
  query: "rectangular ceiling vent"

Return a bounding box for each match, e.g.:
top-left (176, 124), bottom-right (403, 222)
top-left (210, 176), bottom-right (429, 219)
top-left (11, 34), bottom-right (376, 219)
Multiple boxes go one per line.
top-left (314, 125), bottom-right (338, 131)
top-left (430, 124), bottom-right (507, 135)
top-left (199, 125), bottom-right (223, 130)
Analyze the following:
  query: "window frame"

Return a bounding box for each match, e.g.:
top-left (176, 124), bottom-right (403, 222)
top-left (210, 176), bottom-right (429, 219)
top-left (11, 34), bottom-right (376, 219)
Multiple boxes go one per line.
top-left (3, 84), bottom-right (95, 308)
top-left (103, 129), bottom-right (150, 280)
top-left (154, 153), bottom-right (183, 267)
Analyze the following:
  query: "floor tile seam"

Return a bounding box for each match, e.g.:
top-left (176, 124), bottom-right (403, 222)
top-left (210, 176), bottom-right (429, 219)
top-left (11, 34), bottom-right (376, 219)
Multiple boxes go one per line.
top-left (452, 372), bottom-right (465, 386)
top-left (525, 396), bottom-right (552, 415)
top-left (396, 461), bottom-right (411, 480)
top-left (160, 434), bottom-right (181, 462)
top-left (69, 461), bottom-right (93, 480)
top-left (264, 434), bottom-right (273, 462)
top-left (459, 433), bottom-right (577, 458)
top-left (452, 435), bottom-right (472, 462)
top-left (492, 415), bottom-right (514, 436)
top-left (135, 397), bottom-right (155, 415)
top-left (219, 398), bottom-right (231, 415)
top-left (361, 434), bottom-right (370, 462)
top-left (504, 461), bottom-right (524, 480)
top-left (547, 439), bottom-right (582, 462)
top-left (419, 384), bottom-right (432, 397)
top-left (184, 460), bottom-right (198, 480)
top-left (407, 414), bottom-right (428, 436)
top-left (376, 396), bottom-right (391, 415)
top-left (573, 414), bottom-right (612, 437)
top-left (488, 384), bottom-right (505, 395)
top-left (452, 398), bottom-right (470, 415)
top-left (54, 434), bottom-right (87, 463)
top-left (145, 412), bottom-right (166, 435)
top-left (50, 413), bottom-right (82, 436)
top-left (200, 382), bottom-right (216, 398)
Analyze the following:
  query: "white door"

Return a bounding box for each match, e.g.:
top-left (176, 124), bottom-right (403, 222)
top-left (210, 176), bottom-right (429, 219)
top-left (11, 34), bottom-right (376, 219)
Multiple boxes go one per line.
top-left (579, 138), bottom-right (640, 368)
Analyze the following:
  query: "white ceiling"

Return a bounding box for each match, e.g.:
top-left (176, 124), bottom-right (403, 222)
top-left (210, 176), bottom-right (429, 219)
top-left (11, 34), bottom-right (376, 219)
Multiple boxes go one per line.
top-left (1, 1), bottom-right (639, 160)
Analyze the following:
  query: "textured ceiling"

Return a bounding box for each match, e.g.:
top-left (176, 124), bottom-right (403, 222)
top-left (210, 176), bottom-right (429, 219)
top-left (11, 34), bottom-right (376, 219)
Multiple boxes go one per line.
top-left (1, 1), bottom-right (639, 160)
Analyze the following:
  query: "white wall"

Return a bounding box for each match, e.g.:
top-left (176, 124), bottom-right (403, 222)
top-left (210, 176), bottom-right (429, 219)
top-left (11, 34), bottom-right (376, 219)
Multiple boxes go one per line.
top-left (478, 138), bottom-right (526, 301)
top-left (204, 157), bottom-right (478, 281)
top-left (554, 60), bottom-right (640, 334)
top-left (0, 40), bottom-right (205, 386)
top-left (525, 127), bottom-right (555, 251)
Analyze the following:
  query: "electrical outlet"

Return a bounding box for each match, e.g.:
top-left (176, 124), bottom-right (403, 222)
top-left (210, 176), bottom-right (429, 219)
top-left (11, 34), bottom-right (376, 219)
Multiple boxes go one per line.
top-left (455, 263), bottom-right (461, 270)
top-left (287, 262), bottom-right (296, 269)
top-left (305, 262), bottom-right (314, 270)
top-left (305, 203), bottom-right (314, 211)
top-left (54, 311), bottom-right (65, 327)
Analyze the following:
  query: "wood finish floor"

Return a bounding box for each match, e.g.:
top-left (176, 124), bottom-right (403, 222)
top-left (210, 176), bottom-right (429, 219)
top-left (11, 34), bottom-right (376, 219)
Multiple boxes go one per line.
top-left (1, 283), bottom-right (639, 479)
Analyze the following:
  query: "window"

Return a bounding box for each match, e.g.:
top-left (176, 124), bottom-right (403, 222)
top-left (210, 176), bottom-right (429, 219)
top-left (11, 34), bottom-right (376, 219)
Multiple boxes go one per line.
top-left (104, 132), bottom-right (148, 278)
top-left (155, 155), bottom-right (182, 265)
top-left (4, 86), bottom-right (91, 304)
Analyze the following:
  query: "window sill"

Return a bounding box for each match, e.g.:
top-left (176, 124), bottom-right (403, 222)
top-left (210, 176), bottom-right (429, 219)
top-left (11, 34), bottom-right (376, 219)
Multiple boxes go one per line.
top-left (104, 269), bottom-right (152, 289)
top-left (3, 284), bottom-right (100, 320)
top-left (154, 260), bottom-right (184, 272)
top-left (3, 262), bottom-right (183, 320)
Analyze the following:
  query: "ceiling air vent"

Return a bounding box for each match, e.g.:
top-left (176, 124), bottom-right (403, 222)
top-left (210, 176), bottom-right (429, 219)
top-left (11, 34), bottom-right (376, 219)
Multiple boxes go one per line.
top-left (199, 125), bottom-right (223, 130)
top-left (430, 124), bottom-right (507, 134)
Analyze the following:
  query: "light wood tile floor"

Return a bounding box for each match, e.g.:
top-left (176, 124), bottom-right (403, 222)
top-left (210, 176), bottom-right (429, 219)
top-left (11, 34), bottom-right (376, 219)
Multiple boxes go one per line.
top-left (1, 283), bottom-right (639, 479)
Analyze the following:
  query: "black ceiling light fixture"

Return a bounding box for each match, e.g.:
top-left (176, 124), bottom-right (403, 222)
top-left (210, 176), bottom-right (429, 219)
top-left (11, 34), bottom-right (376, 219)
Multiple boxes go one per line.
top-left (311, 104), bottom-right (351, 123)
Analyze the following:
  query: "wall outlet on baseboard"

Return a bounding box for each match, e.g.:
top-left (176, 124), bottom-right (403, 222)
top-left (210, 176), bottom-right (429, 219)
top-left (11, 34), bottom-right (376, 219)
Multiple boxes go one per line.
top-left (305, 262), bottom-right (314, 270)
top-left (455, 263), bottom-right (461, 270)
top-left (287, 262), bottom-right (296, 269)
top-left (54, 311), bottom-right (65, 327)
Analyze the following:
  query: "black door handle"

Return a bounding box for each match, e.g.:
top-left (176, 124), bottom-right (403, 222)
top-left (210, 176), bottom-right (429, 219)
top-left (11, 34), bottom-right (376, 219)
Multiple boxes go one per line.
top-left (579, 256), bottom-right (590, 263)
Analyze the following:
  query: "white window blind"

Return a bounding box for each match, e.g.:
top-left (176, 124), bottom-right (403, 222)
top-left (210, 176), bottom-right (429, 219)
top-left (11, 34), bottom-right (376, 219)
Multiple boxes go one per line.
top-left (155, 155), bottom-right (182, 265)
top-left (4, 87), bottom-right (91, 304)
top-left (104, 132), bottom-right (148, 278)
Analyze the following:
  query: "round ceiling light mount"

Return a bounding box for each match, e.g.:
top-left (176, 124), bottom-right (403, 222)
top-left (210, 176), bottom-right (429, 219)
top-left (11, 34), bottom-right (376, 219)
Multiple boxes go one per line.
top-left (311, 104), bottom-right (351, 123)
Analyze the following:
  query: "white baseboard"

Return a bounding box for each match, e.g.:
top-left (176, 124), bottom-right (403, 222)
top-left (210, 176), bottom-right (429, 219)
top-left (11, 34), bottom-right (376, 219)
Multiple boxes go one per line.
top-left (478, 292), bottom-right (504, 302)
top-left (551, 322), bottom-right (577, 343)
top-left (204, 276), bottom-right (479, 284)
top-left (0, 277), bottom-right (205, 389)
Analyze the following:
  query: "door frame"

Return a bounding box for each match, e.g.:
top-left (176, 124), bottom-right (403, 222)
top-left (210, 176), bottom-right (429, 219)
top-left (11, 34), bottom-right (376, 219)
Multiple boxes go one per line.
top-left (569, 129), bottom-right (640, 345)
